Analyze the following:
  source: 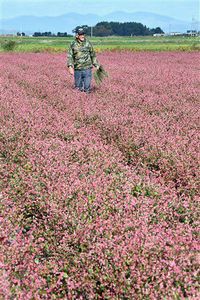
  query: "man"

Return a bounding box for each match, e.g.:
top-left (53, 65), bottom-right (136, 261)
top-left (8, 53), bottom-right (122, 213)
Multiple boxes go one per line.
top-left (67, 27), bottom-right (100, 94)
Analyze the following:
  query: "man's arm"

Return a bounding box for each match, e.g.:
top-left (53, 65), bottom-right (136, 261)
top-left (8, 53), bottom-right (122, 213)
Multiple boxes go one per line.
top-left (89, 42), bottom-right (99, 68)
top-left (67, 44), bottom-right (74, 75)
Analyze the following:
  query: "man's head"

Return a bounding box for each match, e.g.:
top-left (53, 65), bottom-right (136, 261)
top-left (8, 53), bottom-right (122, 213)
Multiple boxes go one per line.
top-left (76, 27), bottom-right (85, 42)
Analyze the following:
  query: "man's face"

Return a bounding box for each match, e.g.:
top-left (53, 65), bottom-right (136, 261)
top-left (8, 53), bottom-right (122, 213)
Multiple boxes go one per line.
top-left (77, 34), bottom-right (85, 42)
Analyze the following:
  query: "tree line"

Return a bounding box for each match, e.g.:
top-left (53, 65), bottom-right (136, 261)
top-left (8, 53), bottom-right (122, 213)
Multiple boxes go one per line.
top-left (74, 22), bottom-right (164, 37)
top-left (31, 21), bottom-right (164, 37)
top-left (32, 32), bottom-right (71, 37)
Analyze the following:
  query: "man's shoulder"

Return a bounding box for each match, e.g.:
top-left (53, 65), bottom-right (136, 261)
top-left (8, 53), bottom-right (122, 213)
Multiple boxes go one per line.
top-left (70, 40), bottom-right (78, 48)
top-left (70, 39), bottom-right (78, 47)
top-left (85, 39), bottom-right (92, 46)
top-left (69, 38), bottom-right (92, 48)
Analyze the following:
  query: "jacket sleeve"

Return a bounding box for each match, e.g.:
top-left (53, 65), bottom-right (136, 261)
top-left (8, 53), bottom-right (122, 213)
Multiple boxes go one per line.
top-left (67, 43), bottom-right (74, 67)
top-left (89, 42), bottom-right (99, 67)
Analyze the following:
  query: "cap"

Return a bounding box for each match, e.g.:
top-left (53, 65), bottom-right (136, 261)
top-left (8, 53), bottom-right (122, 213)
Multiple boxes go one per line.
top-left (76, 28), bottom-right (85, 35)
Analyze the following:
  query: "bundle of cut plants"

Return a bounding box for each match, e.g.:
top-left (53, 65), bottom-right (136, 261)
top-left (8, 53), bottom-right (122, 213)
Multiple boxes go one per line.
top-left (94, 65), bottom-right (108, 85)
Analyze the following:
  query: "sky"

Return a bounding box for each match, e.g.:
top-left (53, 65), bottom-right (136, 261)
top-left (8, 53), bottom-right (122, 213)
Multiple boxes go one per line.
top-left (0, 0), bottom-right (199, 21)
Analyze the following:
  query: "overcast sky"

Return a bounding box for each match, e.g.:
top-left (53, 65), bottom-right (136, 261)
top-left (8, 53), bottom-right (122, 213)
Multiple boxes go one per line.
top-left (0, 0), bottom-right (199, 21)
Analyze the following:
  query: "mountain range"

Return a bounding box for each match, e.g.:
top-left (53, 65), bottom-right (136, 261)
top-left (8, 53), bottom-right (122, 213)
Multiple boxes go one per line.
top-left (0, 11), bottom-right (193, 35)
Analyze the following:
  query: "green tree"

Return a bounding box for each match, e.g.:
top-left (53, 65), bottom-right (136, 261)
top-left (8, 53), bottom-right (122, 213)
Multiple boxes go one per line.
top-left (73, 22), bottom-right (164, 37)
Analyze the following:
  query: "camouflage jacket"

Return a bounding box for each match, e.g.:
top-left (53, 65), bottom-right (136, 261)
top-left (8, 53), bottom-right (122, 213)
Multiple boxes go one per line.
top-left (67, 38), bottom-right (99, 70)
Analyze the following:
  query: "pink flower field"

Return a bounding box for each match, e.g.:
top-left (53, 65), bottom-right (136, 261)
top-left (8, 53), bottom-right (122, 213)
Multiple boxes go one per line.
top-left (0, 51), bottom-right (199, 299)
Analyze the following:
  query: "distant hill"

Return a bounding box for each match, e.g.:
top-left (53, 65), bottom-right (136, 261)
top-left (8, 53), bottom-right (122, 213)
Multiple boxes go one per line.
top-left (0, 11), bottom-right (191, 35)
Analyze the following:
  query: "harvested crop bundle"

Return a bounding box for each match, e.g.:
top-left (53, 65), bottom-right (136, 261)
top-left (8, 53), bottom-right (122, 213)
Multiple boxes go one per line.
top-left (94, 65), bottom-right (108, 85)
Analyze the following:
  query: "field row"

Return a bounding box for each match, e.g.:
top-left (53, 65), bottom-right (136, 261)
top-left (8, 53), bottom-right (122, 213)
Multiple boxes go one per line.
top-left (0, 51), bottom-right (199, 299)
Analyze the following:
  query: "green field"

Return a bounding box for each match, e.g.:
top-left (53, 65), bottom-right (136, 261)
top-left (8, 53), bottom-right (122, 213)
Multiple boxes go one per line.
top-left (0, 35), bottom-right (199, 52)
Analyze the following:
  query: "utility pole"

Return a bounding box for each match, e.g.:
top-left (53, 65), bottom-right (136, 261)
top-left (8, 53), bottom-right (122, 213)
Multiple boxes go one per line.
top-left (192, 17), bottom-right (198, 32)
top-left (91, 26), bottom-right (93, 38)
top-left (190, 17), bottom-right (199, 36)
top-left (169, 23), bottom-right (171, 35)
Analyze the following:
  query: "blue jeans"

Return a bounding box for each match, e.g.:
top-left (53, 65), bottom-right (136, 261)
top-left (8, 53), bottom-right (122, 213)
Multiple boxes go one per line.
top-left (74, 68), bottom-right (92, 93)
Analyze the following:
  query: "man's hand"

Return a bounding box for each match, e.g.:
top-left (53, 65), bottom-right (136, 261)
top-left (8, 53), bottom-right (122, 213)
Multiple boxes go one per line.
top-left (68, 66), bottom-right (74, 76)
